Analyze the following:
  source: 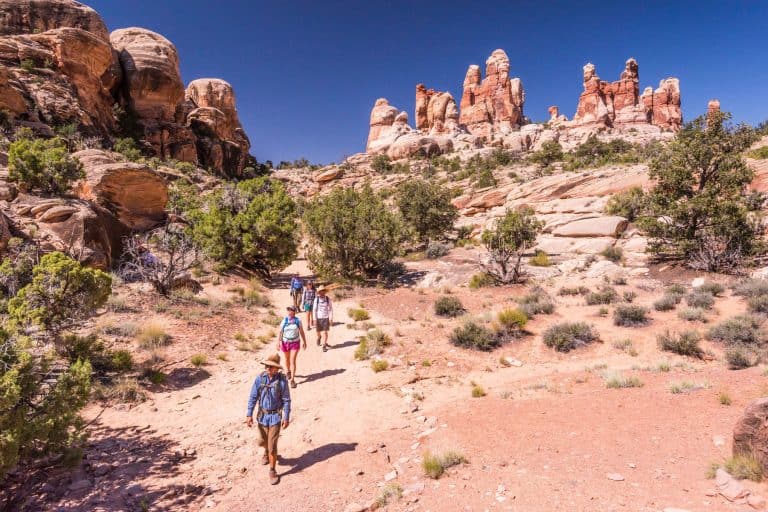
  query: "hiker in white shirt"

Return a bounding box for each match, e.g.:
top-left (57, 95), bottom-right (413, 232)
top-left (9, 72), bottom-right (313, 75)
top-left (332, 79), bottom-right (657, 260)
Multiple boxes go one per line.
top-left (313, 286), bottom-right (333, 352)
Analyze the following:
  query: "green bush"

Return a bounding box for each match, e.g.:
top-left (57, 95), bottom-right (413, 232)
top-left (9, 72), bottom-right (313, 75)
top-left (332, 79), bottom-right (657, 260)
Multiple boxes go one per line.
top-left (604, 187), bottom-right (646, 222)
top-left (722, 453), bottom-right (763, 481)
top-left (558, 286), bottom-right (589, 296)
top-left (542, 322), bottom-right (599, 352)
top-left (434, 296), bottom-right (465, 317)
top-left (604, 374), bottom-right (644, 389)
top-left (0, 241), bottom-right (37, 299)
top-left (450, 321), bottom-right (499, 351)
top-left (422, 450), bottom-right (467, 479)
top-left (370, 154), bottom-right (392, 173)
top-left (725, 346), bottom-right (757, 369)
top-left (371, 359), bottom-right (388, 372)
top-left (303, 185), bottom-right (405, 280)
top-left (8, 252), bottom-right (111, 338)
top-left (638, 112), bottom-right (761, 271)
top-left (747, 147), bottom-right (768, 160)
top-left (110, 350), bottom-right (133, 372)
top-left (8, 137), bottom-right (85, 194)
top-left (613, 305), bottom-right (650, 326)
top-left (565, 136), bottom-right (645, 171)
top-left (347, 308), bottom-right (370, 322)
top-left (59, 333), bottom-right (131, 374)
top-left (678, 307), bottom-right (707, 322)
top-left (657, 330), bottom-right (704, 358)
top-left (426, 241), bottom-right (451, 259)
top-left (686, 291), bottom-right (715, 310)
top-left (354, 329), bottom-right (391, 360)
top-left (654, 294), bottom-right (680, 311)
top-left (480, 207), bottom-right (543, 284)
top-left (698, 282), bottom-right (725, 296)
top-left (518, 287), bottom-right (555, 317)
top-left (529, 250), bottom-right (551, 267)
top-left (113, 137), bottom-right (142, 161)
top-left (586, 286), bottom-right (619, 305)
top-left (497, 308), bottom-right (528, 331)
top-left (187, 177), bottom-right (297, 277)
top-left (733, 278), bottom-right (768, 298)
top-left (136, 323), bottom-right (171, 349)
top-left (748, 295), bottom-right (768, 314)
top-left (528, 140), bottom-right (564, 169)
top-left (190, 354), bottom-right (207, 367)
top-left (708, 315), bottom-right (765, 346)
top-left (396, 180), bottom-right (457, 242)
top-left (667, 283), bottom-right (687, 296)
top-left (600, 246), bottom-right (623, 263)
top-left (468, 272), bottom-right (494, 289)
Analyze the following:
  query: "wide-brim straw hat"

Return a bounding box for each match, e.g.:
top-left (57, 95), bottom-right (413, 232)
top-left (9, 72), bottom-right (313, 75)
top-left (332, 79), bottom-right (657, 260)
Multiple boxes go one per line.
top-left (317, 285), bottom-right (328, 292)
top-left (261, 353), bottom-right (283, 369)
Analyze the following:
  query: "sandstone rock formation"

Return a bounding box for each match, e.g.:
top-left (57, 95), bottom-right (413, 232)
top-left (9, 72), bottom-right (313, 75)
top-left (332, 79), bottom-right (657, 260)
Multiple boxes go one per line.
top-left (366, 99), bottom-right (447, 159)
top-left (0, 0), bottom-right (108, 39)
top-left (459, 49), bottom-right (524, 139)
top-left (733, 397), bottom-right (768, 472)
top-left (73, 149), bottom-right (168, 231)
top-left (415, 84), bottom-right (459, 135)
top-left (367, 98), bottom-right (399, 150)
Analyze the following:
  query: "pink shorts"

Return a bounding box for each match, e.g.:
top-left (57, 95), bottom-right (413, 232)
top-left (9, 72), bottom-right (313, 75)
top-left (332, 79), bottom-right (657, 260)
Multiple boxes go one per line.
top-left (281, 340), bottom-right (300, 352)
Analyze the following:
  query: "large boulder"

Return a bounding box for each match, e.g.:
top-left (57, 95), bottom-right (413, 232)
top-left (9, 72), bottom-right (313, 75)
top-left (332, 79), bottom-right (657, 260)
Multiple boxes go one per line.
top-left (733, 397), bottom-right (768, 472)
top-left (0, 0), bottom-right (108, 40)
top-left (552, 216), bottom-right (628, 238)
top-left (367, 98), bottom-right (399, 151)
top-left (7, 194), bottom-right (126, 269)
top-left (110, 27), bottom-right (184, 123)
top-left (73, 149), bottom-right (168, 231)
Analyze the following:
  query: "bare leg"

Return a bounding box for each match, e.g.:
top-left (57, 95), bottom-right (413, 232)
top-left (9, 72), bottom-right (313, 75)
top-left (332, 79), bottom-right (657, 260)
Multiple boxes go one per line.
top-left (269, 453), bottom-right (277, 470)
top-left (290, 350), bottom-right (299, 380)
top-left (282, 351), bottom-right (292, 378)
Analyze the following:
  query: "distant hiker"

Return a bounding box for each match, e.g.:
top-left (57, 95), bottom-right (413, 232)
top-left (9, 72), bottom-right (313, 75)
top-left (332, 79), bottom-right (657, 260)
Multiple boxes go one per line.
top-left (313, 285), bottom-right (333, 352)
top-left (245, 353), bottom-right (291, 485)
top-left (289, 273), bottom-right (303, 310)
top-left (277, 306), bottom-right (307, 388)
top-left (302, 281), bottom-right (316, 330)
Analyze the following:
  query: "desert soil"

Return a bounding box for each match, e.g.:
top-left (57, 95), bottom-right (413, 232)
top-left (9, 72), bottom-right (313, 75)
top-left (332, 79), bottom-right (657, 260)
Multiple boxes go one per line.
top-left (6, 256), bottom-right (768, 512)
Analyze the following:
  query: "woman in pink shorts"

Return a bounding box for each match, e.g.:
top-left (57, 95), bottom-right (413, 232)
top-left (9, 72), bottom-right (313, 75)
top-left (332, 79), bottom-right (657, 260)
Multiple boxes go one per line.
top-left (277, 305), bottom-right (307, 388)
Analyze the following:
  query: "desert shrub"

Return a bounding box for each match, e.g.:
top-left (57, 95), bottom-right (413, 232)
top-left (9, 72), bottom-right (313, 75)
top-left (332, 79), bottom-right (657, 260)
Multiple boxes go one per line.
top-left (395, 179), bottom-right (458, 242)
top-left (678, 307), bottom-right (708, 322)
top-left (558, 286), bottom-right (589, 296)
top-left (304, 185), bottom-right (405, 280)
top-left (721, 454), bottom-right (763, 481)
top-left (59, 333), bottom-right (132, 375)
top-left (497, 308), bottom-right (528, 331)
top-left (480, 207), bottom-right (543, 284)
top-left (136, 323), bottom-right (171, 349)
top-left (686, 291), bottom-right (715, 310)
top-left (725, 346), bottom-right (758, 369)
top-left (566, 135), bottom-right (643, 170)
top-left (708, 315), bottom-right (765, 346)
top-left (110, 350), bottom-right (134, 372)
top-left (426, 241), bottom-right (451, 259)
top-left (698, 282), bottom-right (725, 296)
top-left (518, 287), bottom-right (555, 317)
top-left (371, 359), bottom-right (389, 373)
top-left (375, 482), bottom-right (403, 507)
top-left (601, 245), bottom-right (623, 263)
top-left (422, 450), bottom-right (467, 479)
top-left (586, 286), bottom-right (619, 305)
top-left (347, 308), bottom-right (370, 322)
top-left (450, 321), bottom-right (499, 351)
top-left (748, 295), bottom-right (768, 314)
top-left (542, 322), bottom-right (599, 352)
top-left (527, 140), bottom-right (564, 170)
top-left (471, 384), bottom-right (486, 397)
top-left (113, 137), bottom-right (142, 161)
top-left (667, 283), bottom-right (687, 296)
top-left (638, 112), bottom-right (761, 271)
top-left (657, 330), bottom-right (704, 358)
top-left (190, 354), bottom-right (207, 367)
top-left (0, 241), bottom-right (38, 299)
top-left (747, 147), bottom-right (768, 160)
top-left (93, 376), bottom-right (145, 403)
top-left (604, 374), bottom-right (644, 389)
top-left (612, 338), bottom-right (638, 356)
top-left (354, 329), bottom-right (391, 360)
top-left (8, 136), bottom-right (85, 194)
top-left (529, 250), bottom-right (551, 267)
top-left (613, 305), bottom-right (650, 326)
top-left (719, 392), bottom-right (733, 405)
top-left (604, 186), bottom-right (645, 222)
top-left (187, 177), bottom-right (297, 277)
top-left (654, 294), bottom-right (680, 311)
top-left (370, 154), bottom-right (392, 173)
top-left (468, 272), bottom-right (494, 289)
top-left (434, 296), bottom-right (464, 317)
top-left (8, 252), bottom-right (111, 338)
top-left (623, 291), bottom-right (637, 303)
top-left (733, 278), bottom-right (768, 298)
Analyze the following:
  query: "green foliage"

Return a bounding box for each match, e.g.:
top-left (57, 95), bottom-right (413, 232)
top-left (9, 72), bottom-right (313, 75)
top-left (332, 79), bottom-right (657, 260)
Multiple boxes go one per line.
top-left (19, 58), bottom-right (36, 72)
top-left (600, 245), bottom-right (623, 263)
top-left (558, 286), bottom-right (589, 296)
top-left (434, 296), bottom-right (465, 317)
top-left (422, 450), bottom-right (467, 479)
top-left (60, 334), bottom-right (133, 374)
top-left (468, 272), bottom-right (494, 289)
top-left (497, 308), bottom-right (528, 331)
top-left (517, 287), bottom-right (555, 317)
top-left (113, 137), bottom-right (142, 161)
top-left (564, 136), bottom-right (651, 170)
top-left (529, 250), bottom-right (551, 267)
top-left (748, 295), bottom-right (768, 314)
top-left (8, 252), bottom-right (111, 337)
top-left (354, 329), bottom-right (391, 360)
top-left (613, 305), bottom-right (650, 326)
top-left (604, 374), bottom-right (644, 389)
top-left (686, 291), bottom-right (715, 310)
top-left (190, 354), bottom-right (207, 367)
top-left (0, 241), bottom-right (37, 300)
top-left (450, 321), bottom-right (499, 351)
top-left (639, 112), bottom-right (761, 271)
top-left (452, 152), bottom-right (507, 188)
top-left (8, 137), bottom-right (85, 194)
top-left (708, 315), bottom-right (766, 346)
top-left (347, 308), bottom-right (370, 322)
top-left (370, 154), bottom-right (392, 173)
top-left (167, 179), bottom-right (202, 217)
top-left (698, 282), bottom-right (725, 296)
top-left (542, 322), bottom-right (599, 352)
top-left (585, 286), bottom-right (619, 305)
top-left (528, 140), bottom-right (564, 170)
top-left (187, 177), bottom-right (297, 276)
top-left (425, 241), bottom-right (451, 259)
top-left (719, 454), bottom-right (763, 481)
top-left (657, 330), bottom-right (704, 358)
top-left (303, 185), bottom-right (405, 280)
top-left (725, 346), bottom-right (757, 369)
top-left (604, 186), bottom-right (646, 222)
top-left (733, 278), bottom-right (768, 298)
top-left (371, 359), bottom-right (389, 372)
top-left (480, 207), bottom-right (543, 284)
top-left (376, 482), bottom-right (403, 507)
top-left (678, 307), bottom-right (708, 322)
top-left (395, 179), bottom-right (458, 242)
top-left (747, 146), bottom-right (768, 160)
top-left (136, 323), bottom-right (171, 349)
top-left (654, 293), bottom-right (680, 311)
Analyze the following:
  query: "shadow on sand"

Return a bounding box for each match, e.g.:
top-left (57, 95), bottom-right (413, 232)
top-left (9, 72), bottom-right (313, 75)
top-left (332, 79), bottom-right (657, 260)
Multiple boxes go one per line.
top-left (279, 442), bottom-right (358, 477)
top-left (297, 368), bottom-right (346, 384)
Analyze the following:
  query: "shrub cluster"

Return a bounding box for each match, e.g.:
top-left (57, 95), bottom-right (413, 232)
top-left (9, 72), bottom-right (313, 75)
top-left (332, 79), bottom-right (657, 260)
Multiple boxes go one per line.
top-left (613, 305), bottom-right (650, 326)
top-left (586, 286), bottom-right (619, 305)
top-left (395, 180), bottom-right (457, 243)
top-left (657, 330), bottom-right (704, 358)
top-left (517, 287), bottom-right (555, 317)
top-left (354, 329), bottom-right (392, 360)
top-left (8, 136), bottom-right (85, 194)
top-left (542, 322), bottom-right (599, 352)
top-left (434, 296), bottom-right (465, 318)
top-left (449, 320), bottom-right (500, 351)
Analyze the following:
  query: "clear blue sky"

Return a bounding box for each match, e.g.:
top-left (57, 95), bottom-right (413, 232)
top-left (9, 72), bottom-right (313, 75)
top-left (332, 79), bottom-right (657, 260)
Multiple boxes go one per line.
top-left (89, 0), bottom-right (768, 164)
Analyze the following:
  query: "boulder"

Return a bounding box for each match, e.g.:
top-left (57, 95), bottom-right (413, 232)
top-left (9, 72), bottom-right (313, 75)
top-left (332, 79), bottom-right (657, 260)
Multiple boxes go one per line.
top-left (733, 397), bottom-right (768, 472)
top-left (314, 167), bottom-right (343, 183)
top-left (8, 193), bottom-right (126, 268)
top-left (467, 189), bottom-right (508, 210)
top-left (535, 235), bottom-right (616, 255)
top-left (0, 0), bottom-right (109, 40)
top-left (73, 149), bottom-right (168, 231)
top-left (415, 84), bottom-right (459, 134)
top-left (367, 98), bottom-right (399, 151)
top-left (552, 216), bottom-right (628, 238)
top-left (110, 27), bottom-right (184, 123)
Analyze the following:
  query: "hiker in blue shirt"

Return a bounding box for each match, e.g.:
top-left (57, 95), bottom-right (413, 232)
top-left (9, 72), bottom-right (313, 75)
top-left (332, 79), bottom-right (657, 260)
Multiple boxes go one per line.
top-left (289, 273), bottom-right (303, 311)
top-left (246, 353), bottom-right (291, 485)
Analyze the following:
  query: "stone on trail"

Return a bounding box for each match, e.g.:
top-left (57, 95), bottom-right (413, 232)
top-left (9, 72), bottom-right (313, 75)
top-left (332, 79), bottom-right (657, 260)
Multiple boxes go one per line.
top-left (606, 472), bottom-right (624, 481)
top-left (343, 502), bottom-right (367, 512)
top-left (715, 468), bottom-right (750, 502)
top-left (749, 494), bottom-right (767, 510)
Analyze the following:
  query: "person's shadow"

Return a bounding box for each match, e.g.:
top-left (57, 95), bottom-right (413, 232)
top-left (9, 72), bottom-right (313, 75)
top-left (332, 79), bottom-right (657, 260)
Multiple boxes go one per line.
top-left (279, 442), bottom-right (358, 477)
top-left (328, 340), bottom-right (358, 350)
top-left (297, 368), bottom-right (345, 384)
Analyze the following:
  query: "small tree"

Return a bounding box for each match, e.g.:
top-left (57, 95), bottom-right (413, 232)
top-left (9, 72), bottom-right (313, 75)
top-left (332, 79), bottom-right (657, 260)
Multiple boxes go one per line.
top-left (8, 252), bottom-right (112, 339)
top-left (639, 112), bottom-right (762, 271)
top-left (303, 185), bottom-right (405, 280)
top-left (395, 179), bottom-right (457, 243)
top-left (480, 207), bottom-right (542, 284)
top-left (8, 137), bottom-right (85, 194)
top-left (187, 177), bottom-right (297, 277)
top-left (120, 226), bottom-right (199, 296)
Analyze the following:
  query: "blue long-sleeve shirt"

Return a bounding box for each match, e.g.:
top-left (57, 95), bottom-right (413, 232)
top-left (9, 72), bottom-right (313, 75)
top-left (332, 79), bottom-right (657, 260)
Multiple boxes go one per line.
top-left (246, 372), bottom-right (291, 426)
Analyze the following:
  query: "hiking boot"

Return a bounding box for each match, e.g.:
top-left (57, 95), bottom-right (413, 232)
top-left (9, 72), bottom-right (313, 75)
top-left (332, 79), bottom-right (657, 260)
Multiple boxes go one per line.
top-left (322, 345), bottom-right (327, 352)
top-left (316, 339), bottom-right (321, 346)
top-left (261, 454), bottom-right (269, 465)
top-left (269, 468), bottom-right (279, 485)
top-left (290, 379), bottom-right (297, 389)
top-left (286, 370), bottom-right (292, 380)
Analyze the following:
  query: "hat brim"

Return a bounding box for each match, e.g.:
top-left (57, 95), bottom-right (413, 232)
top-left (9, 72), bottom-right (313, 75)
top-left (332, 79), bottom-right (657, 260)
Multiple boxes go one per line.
top-left (262, 360), bottom-right (284, 369)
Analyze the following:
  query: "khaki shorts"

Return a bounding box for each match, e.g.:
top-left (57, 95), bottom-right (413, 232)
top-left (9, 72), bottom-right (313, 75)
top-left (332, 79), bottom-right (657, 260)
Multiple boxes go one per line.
top-left (316, 318), bottom-right (330, 332)
top-left (258, 423), bottom-right (281, 456)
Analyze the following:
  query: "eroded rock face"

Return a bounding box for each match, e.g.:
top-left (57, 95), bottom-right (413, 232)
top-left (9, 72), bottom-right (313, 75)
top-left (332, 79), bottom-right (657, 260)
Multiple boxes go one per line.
top-left (73, 149), bottom-right (168, 231)
top-left (366, 99), bottom-right (446, 159)
top-left (7, 193), bottom-right (126, 269)
top-left (459, 49), bottom-right (525, 138)
top-left (0, 0), bottom-right (108, 40)
top-left (415, 84), bottom-right (459, 135)
top-left (367, 98), bottom-right (399, 150)
top-left (110, 27), bottom-right (184, 123)
top-left (733, 397), bottom-right (768, 472)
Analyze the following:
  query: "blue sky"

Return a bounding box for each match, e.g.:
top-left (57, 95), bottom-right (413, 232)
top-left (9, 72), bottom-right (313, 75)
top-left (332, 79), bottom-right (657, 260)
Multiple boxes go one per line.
top-left (89, 0), bottom-right (768, 164)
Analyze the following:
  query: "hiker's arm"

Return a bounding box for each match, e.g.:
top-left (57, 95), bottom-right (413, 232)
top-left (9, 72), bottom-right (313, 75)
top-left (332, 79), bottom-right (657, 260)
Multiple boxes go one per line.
top-left (245, 378), bottom-right (259, 422)
top-left (329, 299), bottom-right (333, 323)
top-left (281, 379), bottom-right (291, 428)
top-left (299, 324), bottom-right (307, 348)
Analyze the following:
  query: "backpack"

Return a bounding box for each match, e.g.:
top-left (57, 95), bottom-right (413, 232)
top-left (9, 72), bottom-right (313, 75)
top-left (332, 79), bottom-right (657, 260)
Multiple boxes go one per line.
top-left (290, 277), bottom-right (303, 291)
top-left (281, 316), bottom-right (300, 340)
top-left (255, 372), bottom-right (285, 417)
